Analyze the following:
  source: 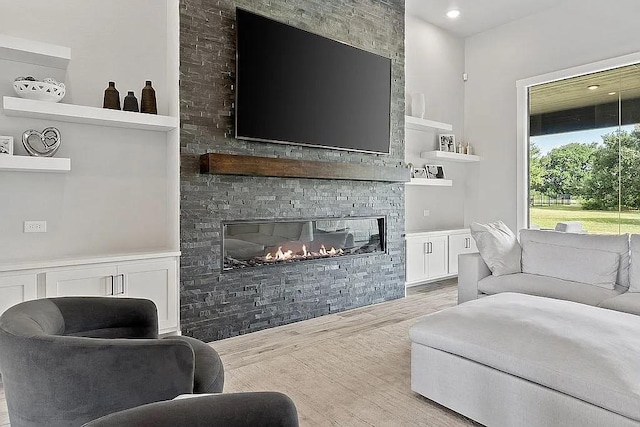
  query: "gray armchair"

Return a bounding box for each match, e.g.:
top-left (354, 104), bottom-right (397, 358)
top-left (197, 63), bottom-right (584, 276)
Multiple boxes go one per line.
top-left (0, 297), bottom-right (224, 427)
top-left (82, 392), bottom-right (299, 427)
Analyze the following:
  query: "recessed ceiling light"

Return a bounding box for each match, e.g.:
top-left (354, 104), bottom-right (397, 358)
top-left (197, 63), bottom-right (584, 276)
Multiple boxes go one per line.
top-left (608, 92), bottom-right (617, 95)
top-left (587, 85), bottom-right (600, 90)
top-left (446, 9), bottom-right (461, 19)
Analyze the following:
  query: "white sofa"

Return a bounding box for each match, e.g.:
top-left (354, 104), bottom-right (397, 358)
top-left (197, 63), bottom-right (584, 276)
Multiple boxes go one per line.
top-left (458, 229), bottom-right (640, 316)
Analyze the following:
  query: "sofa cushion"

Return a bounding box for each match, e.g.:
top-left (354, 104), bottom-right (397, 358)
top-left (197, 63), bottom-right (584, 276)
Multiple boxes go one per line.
top-left (409, 293), bottom-right (640, 423)
top-left (521, 240), bottom-right (619, 290)
top-left (478, 273), bottom-right (624, 307)
top-left (599, 293), bottom-right (640, 316)
top-left (628, 235), bottom-right (640, 292)
top-left (470, 221), bottom-right (521, 276)
top-left (519, 229), bottom-right (630, 288)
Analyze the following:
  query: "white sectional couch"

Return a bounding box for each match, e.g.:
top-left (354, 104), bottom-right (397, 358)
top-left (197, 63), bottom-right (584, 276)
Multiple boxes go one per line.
top-left (410, 228), bottom-right (640, 426)
top-left (458, 229), bottom-right (640, 316)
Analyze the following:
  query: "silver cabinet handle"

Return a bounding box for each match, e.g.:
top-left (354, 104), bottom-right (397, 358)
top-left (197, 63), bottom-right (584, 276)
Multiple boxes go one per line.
top-left (109, 275), bottom-right (115, 295)
top-left (119, 274), bottom-right (126, 295)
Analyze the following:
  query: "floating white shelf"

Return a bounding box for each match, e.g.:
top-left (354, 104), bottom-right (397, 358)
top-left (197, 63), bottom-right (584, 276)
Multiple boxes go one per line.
top-left (2, 97), bottom-right (178, 132)
top-left (0, 155), bottom-right (70, 173)
top-left (405, 115), bottom-right (453, 132)
top-left (0, 34), bottom-right (70, 69)
top-left (405, 178), bottom-right (453, 187)
top-left (421, 151), bottom-right (480, 162)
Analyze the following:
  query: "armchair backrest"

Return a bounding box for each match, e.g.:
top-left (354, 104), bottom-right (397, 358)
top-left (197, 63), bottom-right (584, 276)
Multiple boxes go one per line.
top-left (0, 297), bottom-right (194, 427)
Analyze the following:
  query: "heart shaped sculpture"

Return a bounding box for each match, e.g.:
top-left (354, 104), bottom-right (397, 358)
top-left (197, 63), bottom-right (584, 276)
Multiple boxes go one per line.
top-left (22, 127), bottom-right (61, 157)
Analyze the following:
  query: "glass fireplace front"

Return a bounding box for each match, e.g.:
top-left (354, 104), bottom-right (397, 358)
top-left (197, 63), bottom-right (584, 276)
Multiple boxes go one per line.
top-left (222, 216), bottom-right (385, 270)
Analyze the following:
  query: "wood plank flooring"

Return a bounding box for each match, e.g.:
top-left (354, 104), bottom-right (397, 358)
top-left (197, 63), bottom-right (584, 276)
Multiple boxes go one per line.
top-left (0, 280), bottom-right (474, 426)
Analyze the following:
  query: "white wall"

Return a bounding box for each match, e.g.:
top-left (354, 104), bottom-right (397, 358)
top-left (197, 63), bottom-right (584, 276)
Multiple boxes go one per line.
top-left (464, 0), bottom-right (640, 232)
top-left (0, 0), bottom-right (174, 262)
top-left (405, 14), bottom-right (468, 233)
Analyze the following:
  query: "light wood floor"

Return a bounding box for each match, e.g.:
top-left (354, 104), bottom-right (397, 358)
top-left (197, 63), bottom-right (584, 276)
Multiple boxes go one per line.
top-left (0, 280), bottom-right (474, 426)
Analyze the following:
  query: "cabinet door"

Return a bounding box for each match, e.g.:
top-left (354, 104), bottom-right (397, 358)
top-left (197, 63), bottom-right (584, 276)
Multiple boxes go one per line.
top-left (45, 266), bottom-right (117, 297)
top-left (118, 260), bottom-right (178, 333)
top-left (426, 235), bottom-right (448, 278)
top-left (0, 274), bottom-right (38, 315)
top-left (448, 233), bottom-right (478, 274)
top-left (406, 240), bottom-right (427, 283)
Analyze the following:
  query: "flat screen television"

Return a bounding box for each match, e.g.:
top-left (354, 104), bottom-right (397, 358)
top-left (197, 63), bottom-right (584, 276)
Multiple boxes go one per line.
top-left (235, 8), bottom-right (392, 154)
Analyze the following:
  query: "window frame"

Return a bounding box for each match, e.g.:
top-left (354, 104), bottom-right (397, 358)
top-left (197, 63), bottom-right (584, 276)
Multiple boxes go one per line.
top-left (515, 52), bottom-right (640, 231)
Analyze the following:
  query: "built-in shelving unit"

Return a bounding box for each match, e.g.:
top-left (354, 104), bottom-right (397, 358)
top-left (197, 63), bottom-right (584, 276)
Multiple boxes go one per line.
top-left (421, 151), bottom-right (480, 162)
top-left (0, 155), bottom-right (70, 173)
top-left (0, 34), bottom-right (70, 69)
top-left (405, 178), bottom-right (453, 187)
top-left (3, 97), bottom-right (178, 132)
top-left (405, 115), bottom-right (453, 132)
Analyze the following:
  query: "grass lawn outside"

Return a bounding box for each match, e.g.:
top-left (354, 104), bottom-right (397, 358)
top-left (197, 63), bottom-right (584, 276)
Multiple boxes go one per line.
top-left (530, 205), bottom-right (640, 234)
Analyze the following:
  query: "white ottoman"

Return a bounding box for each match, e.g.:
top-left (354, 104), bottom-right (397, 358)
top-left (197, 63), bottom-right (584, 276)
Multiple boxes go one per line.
top-left (409, 293), bottom-right (640, 427)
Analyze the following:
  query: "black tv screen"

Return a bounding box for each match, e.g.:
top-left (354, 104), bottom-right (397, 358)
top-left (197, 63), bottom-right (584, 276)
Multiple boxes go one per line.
top-left (235, 9), bottom-right (392, 154)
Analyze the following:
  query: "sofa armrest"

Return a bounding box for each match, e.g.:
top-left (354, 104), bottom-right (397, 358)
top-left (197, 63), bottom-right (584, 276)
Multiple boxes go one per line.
top-left (458, 253), bottom-right (491, 304)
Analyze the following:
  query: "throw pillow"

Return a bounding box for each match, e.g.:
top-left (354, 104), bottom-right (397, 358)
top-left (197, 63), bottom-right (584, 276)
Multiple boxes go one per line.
top-left (521, 240), bottom-right (619, 290)
top-left (470, 221), bottom-right (522, 276)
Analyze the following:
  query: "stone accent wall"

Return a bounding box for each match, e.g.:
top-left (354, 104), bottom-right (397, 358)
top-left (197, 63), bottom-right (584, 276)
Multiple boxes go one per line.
top-left (180, 0), bottom-right (406, 341)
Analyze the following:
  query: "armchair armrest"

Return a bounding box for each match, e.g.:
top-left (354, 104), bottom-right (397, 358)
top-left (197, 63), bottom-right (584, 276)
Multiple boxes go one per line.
top-left (458, 253), bottom-right (491, 304)
top-left (83, 392), bottom-right (299, 427)
top-left (0, 335), bottom-right (195, 425)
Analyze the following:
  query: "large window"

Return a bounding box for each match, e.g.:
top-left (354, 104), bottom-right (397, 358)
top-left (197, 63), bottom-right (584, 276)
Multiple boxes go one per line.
top-left (528, 64), bottom-right (640, 234)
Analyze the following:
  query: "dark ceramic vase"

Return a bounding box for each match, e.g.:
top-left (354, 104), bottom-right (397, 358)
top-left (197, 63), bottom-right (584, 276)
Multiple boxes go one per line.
top-left (103, 81), bottom-right (120, 110)
top-left (140, 80), bottom-right (157, 114)
top-left (123, 91), bottom-right (139, 112)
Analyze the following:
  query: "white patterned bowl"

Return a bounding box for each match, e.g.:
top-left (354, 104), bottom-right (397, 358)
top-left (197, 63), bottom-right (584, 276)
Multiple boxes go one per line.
top-left (13, 80), bottom-right (66, 102)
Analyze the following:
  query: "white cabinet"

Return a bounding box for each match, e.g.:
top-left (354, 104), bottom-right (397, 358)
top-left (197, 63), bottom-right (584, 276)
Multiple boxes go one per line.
top-left (118, 261), bottom-right (178, 333)
top-left (36, 255), bottom-right (180, 334)
top-left (405, 233), bottom-right (449, 285)
top-left (426, 235), bottom-right (449, 279)
top-left (448, 232), bottom-right (478, 275)
top-left (405, 229), bottom-right (478, 286)
top-left (0, 274), bottom-right (37, 316)
top-left (406, 240), bottom-right (427, 284)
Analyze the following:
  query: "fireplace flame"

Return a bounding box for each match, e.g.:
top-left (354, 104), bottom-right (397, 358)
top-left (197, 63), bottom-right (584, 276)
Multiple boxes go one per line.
top-left (262, 243), bottom-right (343, 263)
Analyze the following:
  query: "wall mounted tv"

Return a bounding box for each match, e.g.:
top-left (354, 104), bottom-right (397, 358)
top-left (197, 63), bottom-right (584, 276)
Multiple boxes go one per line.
top-left (235, 8), bottom-right (392, 154)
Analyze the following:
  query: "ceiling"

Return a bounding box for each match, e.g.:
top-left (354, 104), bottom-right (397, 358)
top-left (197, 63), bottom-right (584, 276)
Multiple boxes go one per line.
top-left (530, 64), bottom-right (640, 115)
top-left (405, 0), bottom-right (562, 38)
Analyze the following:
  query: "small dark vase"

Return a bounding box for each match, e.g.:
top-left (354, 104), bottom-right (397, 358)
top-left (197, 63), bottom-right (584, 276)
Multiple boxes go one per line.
top-left (103, 81), bottom-right (120, 110)
top-left (123, 91), bottom-right (139, 112)
top-left (140, 80), bottom-right (157, 114)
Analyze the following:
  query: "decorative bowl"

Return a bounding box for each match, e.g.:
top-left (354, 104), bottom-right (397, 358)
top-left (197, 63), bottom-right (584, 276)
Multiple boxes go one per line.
top-left (13, 80), bottom-right (66, 102)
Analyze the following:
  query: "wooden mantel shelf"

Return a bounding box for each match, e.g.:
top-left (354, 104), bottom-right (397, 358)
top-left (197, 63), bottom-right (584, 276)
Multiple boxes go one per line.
top-left (200, 153), bottom-right (410, 183)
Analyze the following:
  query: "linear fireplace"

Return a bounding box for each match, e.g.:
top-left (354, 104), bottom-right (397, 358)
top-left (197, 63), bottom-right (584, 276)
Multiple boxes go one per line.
top-left (223, 216), bottom-right (386, 270)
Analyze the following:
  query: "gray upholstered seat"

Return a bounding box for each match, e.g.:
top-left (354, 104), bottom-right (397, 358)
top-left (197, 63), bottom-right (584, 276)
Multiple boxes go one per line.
top-left (82, 392), bottom-right (299, 427)
top-left (0, 297), bottom-right (224, 427)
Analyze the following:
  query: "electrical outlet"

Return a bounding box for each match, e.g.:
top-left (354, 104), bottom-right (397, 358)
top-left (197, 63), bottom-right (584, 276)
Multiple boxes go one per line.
top-left (24, 220), bottom-right (47, 233)
top-left (423, 210), bottom-right (430, 217)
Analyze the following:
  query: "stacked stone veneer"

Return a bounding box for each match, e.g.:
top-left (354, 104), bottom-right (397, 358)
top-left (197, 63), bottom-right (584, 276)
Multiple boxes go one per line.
top-left (180, 0), bottom-right (406, 341)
